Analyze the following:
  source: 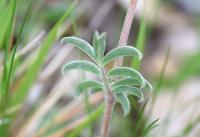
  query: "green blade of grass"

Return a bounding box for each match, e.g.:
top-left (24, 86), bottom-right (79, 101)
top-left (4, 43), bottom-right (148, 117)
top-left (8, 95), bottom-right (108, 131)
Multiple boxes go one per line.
top-left (141, 118), bottom-right (159, 137)
top-left (43, 105), bottom-right (103, 137)
top-left (155, 47), bottom-right (171, 92)
top-left (131, 0), bottom-right (162, 70)
top-left (131, 14), bottom-right (147, 70)
top-left (163, 18), bottom-right (200, 88)
top-left (0, 0), bottom-right (17, 136)
top-left (131, 100), bottom-right (148, 136)
top-left (68, 105), bottom-right (104, 137)
top-left (0, 0), bottom-right (16, 50)
top-left (181, 120), bottom-right (200, 137)
top-left (11, 2), bottom-right (77, 106)
top-left (0, 0), bottom-right (17, 95)
top-left (162, 50), bottom-right (200, 89)
top-left (5, 0), bottom-right (35, 97)
top-left (0, 0), bottom-right (5, 8)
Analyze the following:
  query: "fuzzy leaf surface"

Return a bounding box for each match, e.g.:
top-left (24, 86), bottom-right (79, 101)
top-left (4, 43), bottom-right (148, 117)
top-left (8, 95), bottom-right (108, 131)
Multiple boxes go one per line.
top-left (113, 86), bottom-right (144, 101)
top-left (111, 77), bottom-right (143, 89)
top-left (108, 67), bottom-right (146, 87)
top-left (75, 80), bottom-right (104, 96)
top-left (103, 46), bottom-right (142, 65)
top-left (144, 80), bottom-right (153, 92)
top-left (116, 93), bottom-right (130, 116)
top-left (62, 60), bottom-right (100, 75)
top-left (93, 31), bottom-right (106, 62)
top-left (61, 37), bottom-right (96, 60)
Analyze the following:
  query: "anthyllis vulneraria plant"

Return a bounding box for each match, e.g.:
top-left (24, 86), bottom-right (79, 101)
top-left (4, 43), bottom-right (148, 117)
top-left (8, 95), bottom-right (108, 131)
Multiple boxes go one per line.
top-left (61, 31), bottom-right (152, 137)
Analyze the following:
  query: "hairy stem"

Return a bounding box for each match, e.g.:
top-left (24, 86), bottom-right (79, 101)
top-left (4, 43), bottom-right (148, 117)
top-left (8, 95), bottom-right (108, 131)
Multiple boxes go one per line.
top-left (101, 68), bottom-right (115, 137)
top-left (100, 0), bottom-right (138, 137)
top-left (101, 92), bottom-right (115, 137)
top-left (118, 0), bottom-right (137, 47)
top-left (115, 0), bottom-right (137, 66)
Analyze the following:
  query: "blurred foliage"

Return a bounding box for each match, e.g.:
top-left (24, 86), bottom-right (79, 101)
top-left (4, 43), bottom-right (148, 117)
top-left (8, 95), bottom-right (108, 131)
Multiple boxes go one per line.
top-left (0, 0), bottom-right (200, 137)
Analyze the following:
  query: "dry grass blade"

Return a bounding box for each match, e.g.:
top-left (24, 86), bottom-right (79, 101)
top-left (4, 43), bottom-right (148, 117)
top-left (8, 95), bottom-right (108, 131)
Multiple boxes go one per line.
top-left (84, 0), bottom-right (116, 36)
top-left (39, 46), bottom-right (74, 80)
top-left (15, 31), bottom-right (45, 60)
top-left (15, 73), bottom-right (76, 137)
top-left (37, 92), bottom-right (103, 137)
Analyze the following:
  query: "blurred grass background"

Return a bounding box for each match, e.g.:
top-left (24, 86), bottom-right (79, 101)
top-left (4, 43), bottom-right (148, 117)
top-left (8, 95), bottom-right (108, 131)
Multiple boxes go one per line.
top-left (0, 0), bottom-right (200, 137)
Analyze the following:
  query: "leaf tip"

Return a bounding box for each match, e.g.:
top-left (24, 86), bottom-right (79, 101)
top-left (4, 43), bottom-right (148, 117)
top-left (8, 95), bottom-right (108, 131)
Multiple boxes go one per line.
top-left (138, 53), bottom-right (143, 60)
top-left (138, 96), bottom-right (144, 103)
top-left (140, 77), bottom-right (146, 89)
top-left (145, 80), bottom-right (153, 92)
top-left (61, 66), bottom-right (66, 75)
top-left (94, 31), bottom-right (99, 36)
top-left (123, 106), bottom-right (131, 116)
top-left (61, 37), bottom-right (67, 45)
